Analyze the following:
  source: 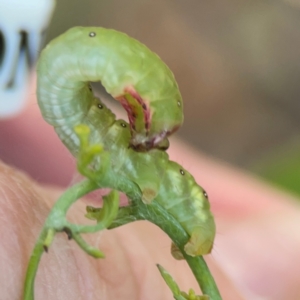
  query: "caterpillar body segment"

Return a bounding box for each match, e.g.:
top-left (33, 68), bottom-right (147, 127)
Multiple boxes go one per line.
top-left (37, 27), bottom-right (183, 152)
top-left (155, 160), bottom-right (216, 257)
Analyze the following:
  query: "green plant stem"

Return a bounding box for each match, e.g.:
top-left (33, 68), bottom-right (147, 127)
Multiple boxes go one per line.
top-left (109, 201), bottom-right (222, 300)
top-left (72, 232), bottom-right (105, 258)
top-left (23, 180), bottom-right (98, 300)
top-left (24, 172), bottom-right (135, 299)
top-left (24, 173), bottom-right (221, 300)
top-left (183, 255), bottom-right (218, 298)
top-left (23, 227), bottom-right (48, 300)
top-left (139, 203), bottom-right (221, 300)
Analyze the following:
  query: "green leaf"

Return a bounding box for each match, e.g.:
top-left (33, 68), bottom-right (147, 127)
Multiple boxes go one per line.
top-left (157, 264), bottom-right (182, 297)
top-left (157, 264), bottom-right (209, 300)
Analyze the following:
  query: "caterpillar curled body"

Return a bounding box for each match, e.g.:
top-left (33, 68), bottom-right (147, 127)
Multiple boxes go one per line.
top-left (37, 27), bottom-right (215, 257)
top-left (80, 97), bottom-right (215, 257)
top-left (37, 26), bottom-right (183, 151)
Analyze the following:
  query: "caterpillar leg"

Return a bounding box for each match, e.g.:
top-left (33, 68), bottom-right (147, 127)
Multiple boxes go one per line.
top-left (171, 242), bottom-right (184, 260)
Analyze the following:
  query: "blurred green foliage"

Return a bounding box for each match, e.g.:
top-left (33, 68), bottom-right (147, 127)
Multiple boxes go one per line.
top-left (252, 139), bottom-right (300, 198)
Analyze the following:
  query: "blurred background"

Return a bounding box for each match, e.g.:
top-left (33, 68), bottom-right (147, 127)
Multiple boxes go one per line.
top-left (0, 0), bottom-right (300, 196)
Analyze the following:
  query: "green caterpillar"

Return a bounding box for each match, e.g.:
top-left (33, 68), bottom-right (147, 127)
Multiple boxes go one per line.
top-left (37, 26), bottom-right (183, 151)
top-left (36, 27), bottom-right (215, 257)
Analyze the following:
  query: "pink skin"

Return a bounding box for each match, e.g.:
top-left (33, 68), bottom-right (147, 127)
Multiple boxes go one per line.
top-left (1, 80), bottom-right (300, 299)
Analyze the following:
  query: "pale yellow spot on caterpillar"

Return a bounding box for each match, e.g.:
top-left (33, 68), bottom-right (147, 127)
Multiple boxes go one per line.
top-left (141, 188), bottom-right (157, 204)
top-left (184, 229), bottom-right (214, 257)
